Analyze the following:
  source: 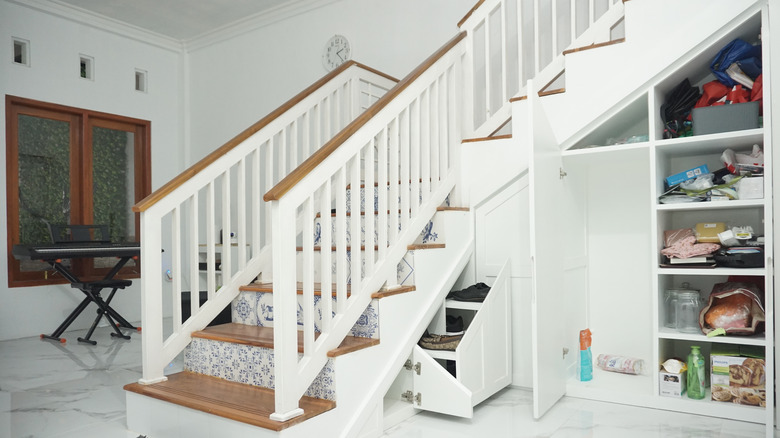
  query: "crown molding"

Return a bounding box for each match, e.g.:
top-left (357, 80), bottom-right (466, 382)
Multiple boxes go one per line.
top-left (184, 0), bottom-right (342, 52)
top-left (7, 0), bottom-right (184, 53)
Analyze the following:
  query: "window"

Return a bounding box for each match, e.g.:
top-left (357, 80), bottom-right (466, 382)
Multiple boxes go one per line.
top-left (6, 96), bottom-right (151, 287)
top-left (13, 38), bottom-right (29, 66)
top-left (135, 69), bottom-right (147, 92)
top-left (79, 55), bottom-right (93, 80)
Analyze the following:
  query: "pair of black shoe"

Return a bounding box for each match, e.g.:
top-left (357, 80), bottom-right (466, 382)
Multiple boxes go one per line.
top-left (446, 282), bottom-right (491, 302)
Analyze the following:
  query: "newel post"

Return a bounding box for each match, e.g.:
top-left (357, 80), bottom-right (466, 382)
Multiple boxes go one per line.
top-left (270, 199), bottom-right (305, 421)
top-left (139, 209), bottom-right (167, 385)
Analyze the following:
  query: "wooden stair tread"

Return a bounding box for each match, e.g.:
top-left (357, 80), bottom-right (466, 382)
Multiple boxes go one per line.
top-left (191, 323), bottom-right (379, 356)
top-left (461, 134), bottom-right (511, 144)
top-left (240, 281), bottom-right (351, 295)
top-left (124, 371), bottom-right (335, 432)
top-left (562, 37), bottom-right (626, 56)
top-left (371, 285), bottom-right (416, 299)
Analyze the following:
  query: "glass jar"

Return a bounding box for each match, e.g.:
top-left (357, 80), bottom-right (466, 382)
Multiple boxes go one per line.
top-left (675, 290), bottom-right (702, 334)
top-left (664, 283), bottom-right (698, 329)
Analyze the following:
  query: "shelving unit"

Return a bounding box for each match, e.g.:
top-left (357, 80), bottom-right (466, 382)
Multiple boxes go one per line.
top-left (528, 6), bottom-right (772, 433)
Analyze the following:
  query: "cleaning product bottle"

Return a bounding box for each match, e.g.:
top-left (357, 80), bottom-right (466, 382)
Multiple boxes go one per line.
top-left (579, 329), bottom-right (593, 381)
top-left (687, 345), bottom-right (706, 399)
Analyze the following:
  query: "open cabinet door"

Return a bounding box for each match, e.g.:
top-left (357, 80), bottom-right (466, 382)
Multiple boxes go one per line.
top-left (527, 82), bottom-right (567, 419)
top-left (411, 345), bottom-right (473, 418)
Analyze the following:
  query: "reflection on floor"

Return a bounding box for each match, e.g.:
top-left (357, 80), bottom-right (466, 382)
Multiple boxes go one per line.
top-left (0, 323), bottom-right (772, 438)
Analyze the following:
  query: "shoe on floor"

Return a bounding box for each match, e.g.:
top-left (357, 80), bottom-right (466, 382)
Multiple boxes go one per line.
top-left (418, 330), bottom-right (463, 351)
top-left (446, 315), bottom-right (464, 335)
top-left (446, 282), bottom-right (491, 302)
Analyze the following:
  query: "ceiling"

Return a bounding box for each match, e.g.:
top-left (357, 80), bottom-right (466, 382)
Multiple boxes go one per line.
top-left (55, 0), bottom-right (304, 41)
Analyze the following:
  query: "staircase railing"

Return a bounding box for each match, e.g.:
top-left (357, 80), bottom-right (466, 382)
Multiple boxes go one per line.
top-left (460, 0), bottom-right (625, 137)
top-left (133, 62), bottom-right (397, 384)
top-left (263, 32), bottom-right (466, 420)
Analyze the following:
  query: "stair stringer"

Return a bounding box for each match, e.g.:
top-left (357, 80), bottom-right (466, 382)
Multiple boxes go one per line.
top-left (544, 0), bottom-right (762, 144)
top-left (276, 210), bottom-right (474, 438)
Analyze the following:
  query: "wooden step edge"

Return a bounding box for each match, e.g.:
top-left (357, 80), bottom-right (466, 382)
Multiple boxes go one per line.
top-left (509, 95), bottom-right (527, 103)
top-left (407, 243), bottom-right (445, 250)
top-left (562, 37), bottom-right (626, 56)
top-left (124, 371), bottom-right (335, 432)
top-left (327, 337), bottom-right (380, 358)
top-left (538, 88), bottom-right (565, 97)
top-left (437, 206), bottom-right (469, 212)
top-left (461, 134), bottom-right (512, 144)
top-left (371, 285), bottom-right (416, 299)
top-left (239, 282), bottom-right (351, 296)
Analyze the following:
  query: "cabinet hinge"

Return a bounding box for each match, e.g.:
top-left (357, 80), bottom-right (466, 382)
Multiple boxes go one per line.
top-left (559, 168), bottom-right (567, 179)
top-left (401, 390), bottom-right (414, 403)
top-left (404, 359), bottom-right (421, 375)
top-left (415, 392), bottom-right (422, 405)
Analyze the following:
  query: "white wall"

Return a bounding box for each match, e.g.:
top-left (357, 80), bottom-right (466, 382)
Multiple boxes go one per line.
top-left (186, 0), bottom-right (475, 163)
top-left (0, 0), bottom-right (476, 341)
top-left (0, 0), bottom-right (184, 340)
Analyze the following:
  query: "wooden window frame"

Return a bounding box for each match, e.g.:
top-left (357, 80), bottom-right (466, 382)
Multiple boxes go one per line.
top-left (5, 95), bottom-right (151, 287)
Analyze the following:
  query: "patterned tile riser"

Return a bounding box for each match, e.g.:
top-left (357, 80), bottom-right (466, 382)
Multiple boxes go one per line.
top-left (183, 337), bottom-right (336, 401)
top-left (313, 214), bottom-right (441, 247)
top-left (232, 292), bottom-right (380, 340)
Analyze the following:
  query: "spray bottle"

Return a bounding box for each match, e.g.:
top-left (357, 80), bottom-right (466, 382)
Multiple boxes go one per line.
top-left (579, 329), bottom-right (593, 381)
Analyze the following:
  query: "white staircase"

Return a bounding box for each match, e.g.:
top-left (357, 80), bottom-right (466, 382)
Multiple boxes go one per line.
top-left (125, 0), bottom-right (760, 437)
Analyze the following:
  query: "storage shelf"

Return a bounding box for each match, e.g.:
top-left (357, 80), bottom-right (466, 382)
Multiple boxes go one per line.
top-left (445, 300), bottom-right (482, 311)
top-left (656, 199), bottom-right (765, 211)
top-left (422, 348), bottom-right (456, 361)
top-left (657, 327), bottom-right (767, 346)
top-left (567, 371), bottom-right (766, 424)
top-left (654, 129), bottom-right (764, 156)
top-left (657, 388), bottom-right (766, 424)
top-left (656, 267), bottom-right (766, 276)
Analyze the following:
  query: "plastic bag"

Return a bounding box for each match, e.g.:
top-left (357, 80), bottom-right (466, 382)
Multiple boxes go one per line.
top-left (711, 39), bottom-right (762, 87)
top-left (699, 282), bottom-right (765, 336)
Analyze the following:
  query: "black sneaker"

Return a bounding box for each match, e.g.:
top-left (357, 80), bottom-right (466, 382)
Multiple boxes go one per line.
top-left (446, 315), bottom-right (464, 335)
top-left (446, 282), bottom-right (491, 302)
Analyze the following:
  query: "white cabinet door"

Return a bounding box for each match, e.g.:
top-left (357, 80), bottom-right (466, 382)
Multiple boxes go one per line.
top-left (527, 83), bottom-right (567, 419)
top-left (411, 345), bottom-right (473, 418)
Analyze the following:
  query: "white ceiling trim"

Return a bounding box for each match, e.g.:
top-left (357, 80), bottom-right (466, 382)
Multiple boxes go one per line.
top-left (8, 0), bottom-right (184, 53)
top-left (184, 0), bottom-right (342, 52)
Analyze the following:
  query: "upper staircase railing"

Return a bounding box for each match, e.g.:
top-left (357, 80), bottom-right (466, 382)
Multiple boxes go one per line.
top-left (133, 62), bottom-right (397, 384)
top-left (132, 0), bottom-right (628, 421)
top-left (263, 32), bottom-right (466, 420)
top-left (460, 0), bottom-right (625, 137)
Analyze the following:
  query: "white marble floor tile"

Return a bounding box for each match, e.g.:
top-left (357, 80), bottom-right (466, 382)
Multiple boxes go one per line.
top-left (0, 322), bottom-right (775, 438)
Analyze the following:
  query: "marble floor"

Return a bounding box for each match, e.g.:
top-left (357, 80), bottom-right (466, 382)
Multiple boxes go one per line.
top-left (0, 323), bottom-right (773, 438)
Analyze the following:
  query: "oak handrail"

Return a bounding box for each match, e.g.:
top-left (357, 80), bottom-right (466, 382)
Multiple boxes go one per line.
top-left (132, 61), bottom-right (397, 213)
top-left (263, 31), bottom-right (468, 202)
top-left (457, 0), bottom-right (486, 28)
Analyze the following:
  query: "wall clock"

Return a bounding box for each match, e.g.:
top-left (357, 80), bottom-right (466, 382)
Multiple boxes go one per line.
top-left (322, 34), bottom-right (351, 71)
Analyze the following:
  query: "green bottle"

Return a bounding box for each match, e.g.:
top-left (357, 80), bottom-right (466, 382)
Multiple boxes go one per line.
top-left (687, 346), bottom-right (706, 400)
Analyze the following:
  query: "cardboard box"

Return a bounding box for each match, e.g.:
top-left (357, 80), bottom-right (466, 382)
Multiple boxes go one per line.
top-left (660, 371), bottom-right (686, 397)
top-left (692, 101), bottom-right (760, 136)
top-left (710, 344), bottom-right (765, 406)
top-left (665, 165), bottom-right (709, 187)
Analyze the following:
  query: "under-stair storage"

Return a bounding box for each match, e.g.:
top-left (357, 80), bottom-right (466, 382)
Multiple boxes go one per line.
top-left (526, 5), bottom-right (773, 434)
top-left (383, 259), bottom-right (511, 420)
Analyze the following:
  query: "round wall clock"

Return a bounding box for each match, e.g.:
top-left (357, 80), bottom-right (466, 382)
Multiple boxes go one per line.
top-left (322, 34), bottom-right (351, 71)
